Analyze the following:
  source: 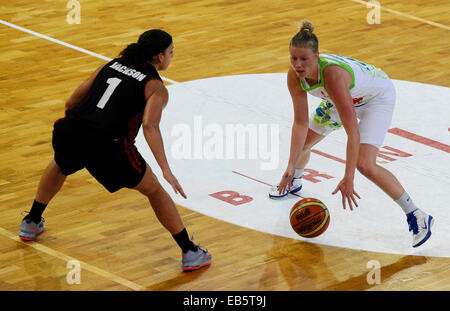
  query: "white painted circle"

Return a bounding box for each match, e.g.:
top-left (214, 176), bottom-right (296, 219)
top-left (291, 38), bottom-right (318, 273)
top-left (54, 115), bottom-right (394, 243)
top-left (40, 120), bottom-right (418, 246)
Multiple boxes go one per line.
top-left (135, 73), bottom-right (450, 257)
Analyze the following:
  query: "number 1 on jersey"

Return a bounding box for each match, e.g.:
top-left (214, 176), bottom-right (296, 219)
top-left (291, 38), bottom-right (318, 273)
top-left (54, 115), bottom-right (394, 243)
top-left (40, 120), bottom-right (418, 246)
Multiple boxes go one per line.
top-left (97, 77), bottom-right (122, 109)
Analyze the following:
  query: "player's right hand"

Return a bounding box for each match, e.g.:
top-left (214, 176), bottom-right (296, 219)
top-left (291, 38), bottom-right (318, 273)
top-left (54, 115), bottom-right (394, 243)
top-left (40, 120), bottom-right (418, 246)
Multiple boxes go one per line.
top-left (278, 167), bottom-right (295, 195)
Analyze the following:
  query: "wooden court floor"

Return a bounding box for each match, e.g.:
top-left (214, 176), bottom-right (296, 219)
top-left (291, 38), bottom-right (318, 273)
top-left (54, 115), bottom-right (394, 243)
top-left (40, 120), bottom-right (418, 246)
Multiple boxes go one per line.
top-left (0, 0), bottom-right (449, 291)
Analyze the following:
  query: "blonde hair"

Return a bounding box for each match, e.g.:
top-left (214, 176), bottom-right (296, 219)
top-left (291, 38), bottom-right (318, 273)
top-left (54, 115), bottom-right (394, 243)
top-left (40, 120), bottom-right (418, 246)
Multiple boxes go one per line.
top-left (290, 19), bottom-right (318, 52)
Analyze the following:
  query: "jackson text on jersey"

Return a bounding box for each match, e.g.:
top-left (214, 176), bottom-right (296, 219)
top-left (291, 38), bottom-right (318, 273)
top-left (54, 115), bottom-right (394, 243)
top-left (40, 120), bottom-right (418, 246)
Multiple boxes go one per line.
top-left (109, 61), bottom-right (147, 82)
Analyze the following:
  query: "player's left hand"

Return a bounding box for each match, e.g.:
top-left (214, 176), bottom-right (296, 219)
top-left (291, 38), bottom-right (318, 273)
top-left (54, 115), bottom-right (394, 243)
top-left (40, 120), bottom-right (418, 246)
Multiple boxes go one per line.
top-left (163, 169), bottom-right (187, 199)
top-left (331, 177), bottom-right (360, 210)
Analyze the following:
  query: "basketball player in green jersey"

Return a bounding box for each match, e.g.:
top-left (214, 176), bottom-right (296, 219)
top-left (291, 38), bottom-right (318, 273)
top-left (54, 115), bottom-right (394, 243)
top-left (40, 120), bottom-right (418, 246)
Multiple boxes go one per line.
top-left (269, 20), bottom-right (434, 248)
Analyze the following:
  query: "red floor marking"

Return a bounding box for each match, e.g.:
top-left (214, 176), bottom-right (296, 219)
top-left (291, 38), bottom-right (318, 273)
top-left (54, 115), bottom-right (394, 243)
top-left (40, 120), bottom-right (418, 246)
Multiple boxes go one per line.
top-left (232, 171), bottom-right (305, 198)
top-left (388, 128), bottom-right (450, 154)
top-left (311, 149), bottom-right (346, 164)
top-left (232, 171), bottom-right (273, 187)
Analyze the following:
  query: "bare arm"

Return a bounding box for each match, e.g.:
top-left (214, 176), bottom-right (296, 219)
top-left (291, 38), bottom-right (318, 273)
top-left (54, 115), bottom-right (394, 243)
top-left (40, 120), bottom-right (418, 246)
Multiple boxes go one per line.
top-left (324, 65), bottom-right (360, 209)
top-left (142, 79), bottom-right (186, 198)
top-left (278, 68), bottom-right (310, 195)
top-left (65, 63), bottom-right (105, 111)
top-left (286, 68), bottom-right (310, 169)
top-left (142, 80), bottom-right (171, 172)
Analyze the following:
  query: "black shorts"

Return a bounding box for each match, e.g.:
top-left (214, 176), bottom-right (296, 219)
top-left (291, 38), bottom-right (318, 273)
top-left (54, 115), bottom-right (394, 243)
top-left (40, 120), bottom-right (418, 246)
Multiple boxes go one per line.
top-left (52, 117), bottom-right (147, 193)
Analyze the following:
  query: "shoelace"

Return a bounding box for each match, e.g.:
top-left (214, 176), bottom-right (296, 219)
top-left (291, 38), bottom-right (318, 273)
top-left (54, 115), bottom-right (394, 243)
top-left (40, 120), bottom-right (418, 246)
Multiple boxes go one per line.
top-left (406, 212), bottom-right (419, 234)
top-left (196, 245), bottom-right (209, 253)
top-left (21, 211), bottom-right (45, 223)
top-left (190, 235), bottom-right (208, 253)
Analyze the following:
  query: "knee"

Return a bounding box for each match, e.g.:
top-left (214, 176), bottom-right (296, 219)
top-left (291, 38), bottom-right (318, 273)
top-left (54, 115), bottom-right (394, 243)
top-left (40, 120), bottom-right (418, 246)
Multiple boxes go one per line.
top-left (302, 145), bottom-right (311, 153)
top-left (141, 184), bottom-right (161, 197)
top-left (356, 160), bottom-right (376, 178)
top-left (302, 142), bottom-right (314, 152)
top-left (135, 173), bottom-right (163, 197)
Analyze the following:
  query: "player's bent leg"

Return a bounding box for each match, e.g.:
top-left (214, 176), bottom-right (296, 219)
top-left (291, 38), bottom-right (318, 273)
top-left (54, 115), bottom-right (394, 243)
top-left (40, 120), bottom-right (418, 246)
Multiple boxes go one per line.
top-left (357, 144), bottom-right (434, 247)
top-left (295, 128), bottom-right (326, 170)
top-left (133, 163), bottom-right (184, 235)
top-left (133, 164), bottom-right (212, 270)
top-left (303, 128), bottom-right (327, 150)
top-left (357, 143), bottom-right (404, 200)
top-left (35, 160), bottom-right (67, 204)
top-left (19, 160), bottom-right (66, 241)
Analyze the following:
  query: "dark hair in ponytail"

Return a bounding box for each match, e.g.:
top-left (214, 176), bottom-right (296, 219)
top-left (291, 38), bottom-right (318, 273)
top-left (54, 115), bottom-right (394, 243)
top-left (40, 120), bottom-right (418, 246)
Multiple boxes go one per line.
top-left (119, 29), bottom-right (172, 70)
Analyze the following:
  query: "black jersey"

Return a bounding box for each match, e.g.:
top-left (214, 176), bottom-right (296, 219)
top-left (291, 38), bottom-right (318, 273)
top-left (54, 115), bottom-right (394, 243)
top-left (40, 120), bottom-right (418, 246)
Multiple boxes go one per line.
top-left (66, 58), bottom-right (162, 141)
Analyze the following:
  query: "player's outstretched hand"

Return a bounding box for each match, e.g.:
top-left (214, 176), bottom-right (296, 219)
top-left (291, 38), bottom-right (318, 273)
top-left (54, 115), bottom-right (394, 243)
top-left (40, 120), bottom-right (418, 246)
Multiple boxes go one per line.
top-left (332, 176), bottom-right (360, 210)
top-left (163, 169), bottom-right (187, 199)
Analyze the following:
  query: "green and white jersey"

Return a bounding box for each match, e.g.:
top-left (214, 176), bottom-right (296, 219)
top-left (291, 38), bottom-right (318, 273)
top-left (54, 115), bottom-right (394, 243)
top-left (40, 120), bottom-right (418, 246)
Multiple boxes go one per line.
top-left (300, 54), bottom-right (391, 107)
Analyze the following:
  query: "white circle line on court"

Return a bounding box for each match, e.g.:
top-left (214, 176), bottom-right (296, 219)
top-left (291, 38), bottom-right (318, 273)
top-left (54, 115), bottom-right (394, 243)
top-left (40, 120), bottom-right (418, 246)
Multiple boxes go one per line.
top-left (2, 16), bottom-right (449, 259)
top-left (135, 73), bottom-right (449, 258)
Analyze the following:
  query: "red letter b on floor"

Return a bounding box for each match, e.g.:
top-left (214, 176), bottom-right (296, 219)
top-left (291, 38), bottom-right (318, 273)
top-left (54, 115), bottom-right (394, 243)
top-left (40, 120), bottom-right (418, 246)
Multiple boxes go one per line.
top-left (209, 191), bottom-right (253, 206)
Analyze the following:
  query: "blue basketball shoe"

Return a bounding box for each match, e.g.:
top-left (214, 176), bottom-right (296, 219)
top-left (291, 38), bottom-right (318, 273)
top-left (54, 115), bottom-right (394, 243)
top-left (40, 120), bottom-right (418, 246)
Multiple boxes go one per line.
top-left (406, 209), bottom-right (434, 248)
top-left (269, 177), bottom-right (303, 199)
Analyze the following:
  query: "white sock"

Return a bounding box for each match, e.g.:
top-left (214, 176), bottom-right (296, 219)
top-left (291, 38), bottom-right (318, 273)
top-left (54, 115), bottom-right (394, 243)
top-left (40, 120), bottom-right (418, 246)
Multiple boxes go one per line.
top-left (395, 191), bottom-right (418, 215)
top-left (294, 168), bottom-right (304, 179)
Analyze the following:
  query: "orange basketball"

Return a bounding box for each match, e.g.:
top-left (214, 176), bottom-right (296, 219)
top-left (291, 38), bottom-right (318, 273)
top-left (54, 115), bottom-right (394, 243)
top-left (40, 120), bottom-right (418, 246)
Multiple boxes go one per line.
top-left (289, 198), bottom-right (330, 238)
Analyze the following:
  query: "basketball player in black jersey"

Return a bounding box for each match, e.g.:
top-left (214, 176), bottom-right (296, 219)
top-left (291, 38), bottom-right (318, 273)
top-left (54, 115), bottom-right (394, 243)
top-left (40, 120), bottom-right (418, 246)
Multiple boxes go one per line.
top-left (19, 29), bottom-right (211, 272)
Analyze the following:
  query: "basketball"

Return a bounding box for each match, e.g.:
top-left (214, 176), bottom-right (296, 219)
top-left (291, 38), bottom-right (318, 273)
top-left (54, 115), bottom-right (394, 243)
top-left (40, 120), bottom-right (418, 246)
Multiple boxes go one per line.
top-left (289, 198), bottom-right (330, 238)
